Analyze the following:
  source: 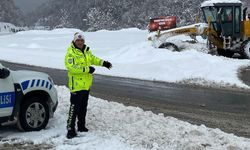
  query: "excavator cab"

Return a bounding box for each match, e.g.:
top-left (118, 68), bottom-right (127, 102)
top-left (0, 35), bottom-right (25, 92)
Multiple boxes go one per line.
top-left (200, 1), bottom-right (248, 57)
top-left (201, 3), bottom-right (241, 39)
top-left (148, 0), bottom-right (250, 58)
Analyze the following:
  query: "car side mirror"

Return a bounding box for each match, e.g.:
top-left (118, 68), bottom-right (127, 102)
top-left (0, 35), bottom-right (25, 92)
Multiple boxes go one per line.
top-left (0, 68), bottom-right (10, 79)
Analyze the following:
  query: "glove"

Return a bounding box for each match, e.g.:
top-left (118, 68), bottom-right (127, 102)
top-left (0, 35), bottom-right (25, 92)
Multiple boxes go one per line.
top-left (103, 61), bottom-right (112, 69)
top-left (89, 66), bottom-right (95, 74)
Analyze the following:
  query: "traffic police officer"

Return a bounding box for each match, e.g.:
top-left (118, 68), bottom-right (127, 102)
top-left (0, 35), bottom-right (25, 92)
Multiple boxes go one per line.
top-left (65, 32), bottom-right (112, 139)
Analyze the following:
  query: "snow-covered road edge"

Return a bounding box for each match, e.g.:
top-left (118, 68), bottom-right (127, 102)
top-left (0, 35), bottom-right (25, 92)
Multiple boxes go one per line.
top-left (1, 86), bottom-right (250, 150)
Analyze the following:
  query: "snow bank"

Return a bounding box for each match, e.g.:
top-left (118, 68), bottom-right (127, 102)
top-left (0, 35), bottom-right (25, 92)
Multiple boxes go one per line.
top-left (0, 28), bottom-right (249, 89)
top-left (0, 86), bottom-right (250, 150)
top-left (201, 0), bottom-right (242, 7)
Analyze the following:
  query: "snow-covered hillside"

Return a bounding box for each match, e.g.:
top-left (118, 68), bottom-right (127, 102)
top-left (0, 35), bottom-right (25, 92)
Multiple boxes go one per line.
top-left (0, 28), bottom-right (249, 88)
top-left (0, 86), bottom-right (250, 150)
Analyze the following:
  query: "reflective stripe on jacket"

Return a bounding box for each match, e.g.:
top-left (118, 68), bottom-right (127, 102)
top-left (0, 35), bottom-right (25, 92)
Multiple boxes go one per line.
top-left (65, 43), bottom-right (103, 92)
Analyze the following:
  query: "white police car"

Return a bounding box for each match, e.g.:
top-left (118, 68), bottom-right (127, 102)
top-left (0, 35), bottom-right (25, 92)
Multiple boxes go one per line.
top-left (0, 63), bottom-right (58, 131)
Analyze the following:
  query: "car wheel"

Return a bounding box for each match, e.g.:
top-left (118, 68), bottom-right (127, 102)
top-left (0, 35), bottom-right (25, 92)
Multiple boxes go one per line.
top-left (217, 48), bottom-right (234, 58)
top-left (17, 97), bottom-right (49, 131)
top-left (240, 40), bottom-right (250, 59)
top-left (159, 42), bottom-right (180, 52)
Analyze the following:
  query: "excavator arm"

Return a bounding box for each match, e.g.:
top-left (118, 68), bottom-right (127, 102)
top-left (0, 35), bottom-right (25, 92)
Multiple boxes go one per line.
top-left (148, 23), bottom-right (208, 49)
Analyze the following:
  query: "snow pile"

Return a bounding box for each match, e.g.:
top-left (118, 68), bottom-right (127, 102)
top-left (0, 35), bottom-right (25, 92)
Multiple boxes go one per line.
top-left (201, 0), bottom-right (242, 7)
top-left (0, 86), bottom-right (250, 150)
top-left (0, 28), bottom-right (249, 88)
top-left (0, 22), bottom-right (16, 34)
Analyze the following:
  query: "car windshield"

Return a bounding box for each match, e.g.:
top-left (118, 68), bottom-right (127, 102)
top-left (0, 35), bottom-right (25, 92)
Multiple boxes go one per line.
top-left (221, 7), bottom-right (233, 22)
top-left (203, 7), bottom-right (217, 22)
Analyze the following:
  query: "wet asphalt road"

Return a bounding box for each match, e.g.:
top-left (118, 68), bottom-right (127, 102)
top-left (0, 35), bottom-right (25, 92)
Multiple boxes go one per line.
top-left (240, 66), bottom-right (250, 87)
top-left (1, 60), bottom-right (250, 138)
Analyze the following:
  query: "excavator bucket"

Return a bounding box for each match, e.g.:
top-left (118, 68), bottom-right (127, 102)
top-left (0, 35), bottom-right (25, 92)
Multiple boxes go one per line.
top-left (148, 16), bottom-right (177, 32)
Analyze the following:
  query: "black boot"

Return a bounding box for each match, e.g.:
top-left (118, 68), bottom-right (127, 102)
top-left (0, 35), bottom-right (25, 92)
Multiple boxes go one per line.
top-left (78, 126), bottom-right (89, 132)
top-left (66, 129), bottom-right (77, 139)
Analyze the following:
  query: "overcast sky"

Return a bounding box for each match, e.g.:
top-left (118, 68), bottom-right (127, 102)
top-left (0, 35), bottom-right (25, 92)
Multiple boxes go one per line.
top-left (14, 0), bottom-right (50, 14)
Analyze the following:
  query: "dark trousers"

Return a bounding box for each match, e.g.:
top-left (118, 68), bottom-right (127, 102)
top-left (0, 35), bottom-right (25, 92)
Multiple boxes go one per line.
top-left (67, 90), bottom-right (90, 131)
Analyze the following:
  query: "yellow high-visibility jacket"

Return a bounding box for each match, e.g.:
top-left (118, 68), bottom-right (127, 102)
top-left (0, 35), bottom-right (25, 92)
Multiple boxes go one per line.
top-left (65, 43), bottom-right (103, 92)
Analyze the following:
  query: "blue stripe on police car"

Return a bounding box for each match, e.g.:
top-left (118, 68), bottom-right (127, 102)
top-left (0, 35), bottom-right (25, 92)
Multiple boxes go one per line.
top-left (21, 79), bottom-right (52, 91)
top-left (21, 80), bottom-right (30, 91)
top-left (0, 92), bottom-right (15, 108)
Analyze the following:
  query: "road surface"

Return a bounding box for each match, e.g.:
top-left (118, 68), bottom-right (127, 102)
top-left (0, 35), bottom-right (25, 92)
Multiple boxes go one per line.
top-left (1, 60), bottom-right (250, 138)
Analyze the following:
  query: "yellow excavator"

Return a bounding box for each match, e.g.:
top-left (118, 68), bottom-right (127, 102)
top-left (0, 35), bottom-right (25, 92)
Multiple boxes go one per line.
top-left (148, 0), bottom-right (250, 58)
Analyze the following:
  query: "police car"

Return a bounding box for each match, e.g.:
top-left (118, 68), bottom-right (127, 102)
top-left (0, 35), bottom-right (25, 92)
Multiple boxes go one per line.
top-left (0, 63), bottom-right (58, 131)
